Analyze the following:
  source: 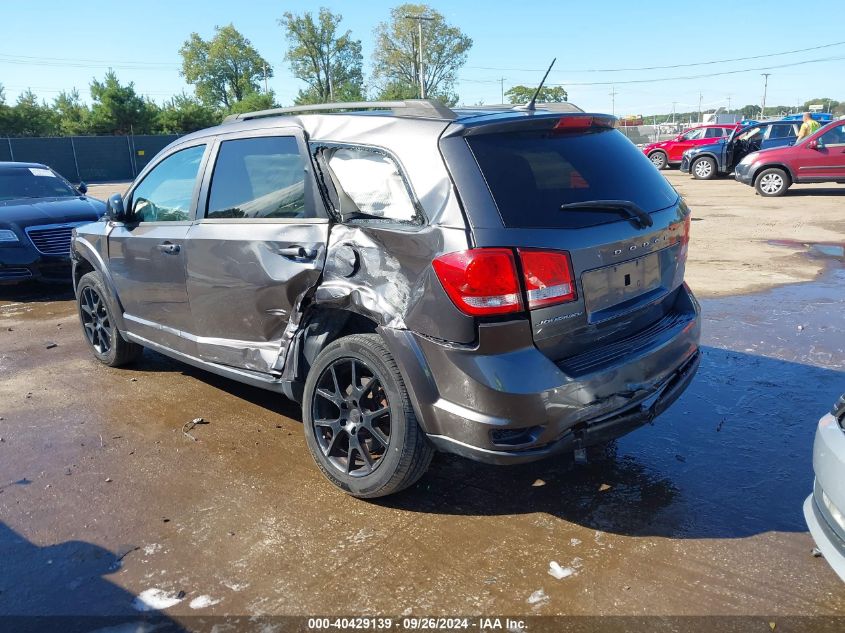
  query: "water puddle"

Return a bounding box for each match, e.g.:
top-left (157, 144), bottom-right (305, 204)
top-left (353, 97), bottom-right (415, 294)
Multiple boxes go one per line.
top-left (768, 239), bottom-right (845, 263)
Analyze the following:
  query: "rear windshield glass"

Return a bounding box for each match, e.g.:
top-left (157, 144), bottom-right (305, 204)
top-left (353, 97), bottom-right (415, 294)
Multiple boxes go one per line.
top-left (467, 128), bottom-right (678, 229)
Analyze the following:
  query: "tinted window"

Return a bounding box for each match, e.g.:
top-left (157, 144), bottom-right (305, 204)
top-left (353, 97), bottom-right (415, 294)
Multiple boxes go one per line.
top-left (819, 124), bottom-right (845, 147)
top-left (132, 145), bottom-right (205, 222)
top-left (680, 128), bottom-right (705, 141)
top-left (704, 127), bottom-right (725, 138)
top-left (0, 167), bottom-right (77, 202)
top-left (321, 146), bottom-right (421, 224)
top-left (768, 124), bottom-right (796, 139)
top-left (467, 128), bottom-right (678, 229)
top-left (207, 136), bottom-right (306, 219)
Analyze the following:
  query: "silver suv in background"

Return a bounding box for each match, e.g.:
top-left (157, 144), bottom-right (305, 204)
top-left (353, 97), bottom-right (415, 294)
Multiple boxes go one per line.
top-left (71, 100), bottom-right (700, 498)
top-left (805, 393), bottom-right (845, 582)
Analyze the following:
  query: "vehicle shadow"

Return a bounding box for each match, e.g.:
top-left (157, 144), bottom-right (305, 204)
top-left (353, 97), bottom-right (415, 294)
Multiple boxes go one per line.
top-left (0, 282), bottom-right (75, 304)
top-left (381, 345), bottom-right (844, 540)
top-left (786, 187), bottom-right (845, 197)
top-left (0, 522), bottom-right (185, 632)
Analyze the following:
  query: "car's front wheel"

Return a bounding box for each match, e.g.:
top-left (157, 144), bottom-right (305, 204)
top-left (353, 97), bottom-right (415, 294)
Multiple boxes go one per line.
top-left (648, 151), bottom-right (668, 170)
top-left (76, 271), bottom-right (143, 367)
top-left (302, 334), bottom-right (434, 498)
top-left (691, 156), bottom-right (717, 180)
top-left (755, 168), bottom-right (790, 197)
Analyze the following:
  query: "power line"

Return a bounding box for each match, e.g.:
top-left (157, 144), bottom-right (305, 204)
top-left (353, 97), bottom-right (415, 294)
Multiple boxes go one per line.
top-left (464, 40), bottom-right (845, 73)
top-left (0, 52), bottom-right (179, 69)
top-left (459, 54), bottom-right (845, 87)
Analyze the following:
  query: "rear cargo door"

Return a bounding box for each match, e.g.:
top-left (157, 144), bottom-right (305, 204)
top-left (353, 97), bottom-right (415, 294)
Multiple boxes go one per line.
top-left (464, 122), bottom-right (692, 366)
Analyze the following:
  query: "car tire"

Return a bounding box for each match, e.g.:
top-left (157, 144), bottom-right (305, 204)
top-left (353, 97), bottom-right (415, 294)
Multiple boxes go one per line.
top-left (691, 156), bottom-right (716, 180)
top-left (76, 271), bottom-right (143, 367)
top-left (648, 151), bottom-right (668, 170)
top-left (754, 168), bottom-right (790, 197)
top-left (302, 333), bottom-right (434, 498)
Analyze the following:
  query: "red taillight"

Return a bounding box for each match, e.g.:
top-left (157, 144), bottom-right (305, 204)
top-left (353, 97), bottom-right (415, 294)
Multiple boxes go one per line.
top-left (518, 249), bottom-right (577, 309)
top-left (432, 249), bottom-right (523, 316)
top-left (433, 248), bottom-right (577, 316)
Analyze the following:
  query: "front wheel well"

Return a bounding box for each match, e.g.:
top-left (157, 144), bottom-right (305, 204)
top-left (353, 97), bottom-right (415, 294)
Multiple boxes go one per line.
top-left (73, 257), bottom-right (95, 292)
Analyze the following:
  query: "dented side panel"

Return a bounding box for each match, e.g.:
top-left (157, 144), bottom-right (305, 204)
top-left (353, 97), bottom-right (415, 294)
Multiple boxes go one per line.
top-left (184, 220), bottom-right (330, 373)
top-left (316, 221), bottom-right (475, 345)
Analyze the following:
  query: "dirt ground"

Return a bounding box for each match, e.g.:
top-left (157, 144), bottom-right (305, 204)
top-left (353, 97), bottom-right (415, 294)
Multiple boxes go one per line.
top-left (1, 174), bottom-right (844, 626)
top-left (667, 171), bottom-right (845, 297)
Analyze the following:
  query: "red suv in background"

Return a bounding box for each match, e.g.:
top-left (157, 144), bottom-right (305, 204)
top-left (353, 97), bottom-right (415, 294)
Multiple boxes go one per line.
top-left (734, 119), bottom-right (845, 196)
top-left (643, 124), bottom-right (740, 169)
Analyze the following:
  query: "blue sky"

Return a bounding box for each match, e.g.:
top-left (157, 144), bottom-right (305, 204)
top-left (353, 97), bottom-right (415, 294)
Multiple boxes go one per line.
top-left (1, 0), bottom-right (843, 116)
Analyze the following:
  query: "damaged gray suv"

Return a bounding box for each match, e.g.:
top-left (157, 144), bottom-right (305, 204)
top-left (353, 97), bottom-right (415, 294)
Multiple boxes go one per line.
top-left (72, 99), bottom-right (701, 497)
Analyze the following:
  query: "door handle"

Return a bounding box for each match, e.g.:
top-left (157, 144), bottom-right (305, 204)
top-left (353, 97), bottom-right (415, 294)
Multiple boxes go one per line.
top-left (276, 245), bottom-right (317, 260)
top-left (157, 242), bottom-right (180, 254)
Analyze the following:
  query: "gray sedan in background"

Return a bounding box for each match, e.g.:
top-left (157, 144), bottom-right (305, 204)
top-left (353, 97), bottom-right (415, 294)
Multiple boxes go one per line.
top-left (805, 393), bottom-right (845, 582)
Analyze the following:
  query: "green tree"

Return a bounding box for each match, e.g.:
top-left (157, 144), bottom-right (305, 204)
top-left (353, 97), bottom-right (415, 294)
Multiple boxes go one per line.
top-left (53, 89), bottom-right (90, 135)
top-left (0, 84), bottom-right (11, 136)
top-left (88, 71), bottom-right (155, 135)
top-left (280, 8), bottom-right (364, 105)
top-left (180, 24), bottom-right (272, 108)
top-left (373, 4), bottom-right (472, 105)
top-left (505, 85), bottom-right (568, 105)
top-left (224, 91), bottom-right (276, 116)
top-left (9, 90), bottom-right (58, 136)
top-left (156, 93), bottom-right (220, 133)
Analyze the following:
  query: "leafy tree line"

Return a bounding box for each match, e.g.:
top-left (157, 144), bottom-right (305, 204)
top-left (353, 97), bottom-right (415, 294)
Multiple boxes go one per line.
top-left (0, 3), bottom-right (481, 137)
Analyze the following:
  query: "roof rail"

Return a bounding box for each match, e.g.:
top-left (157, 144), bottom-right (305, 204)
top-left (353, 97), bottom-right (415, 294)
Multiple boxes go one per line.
top-left (223, 99), bottom-right (457, 123)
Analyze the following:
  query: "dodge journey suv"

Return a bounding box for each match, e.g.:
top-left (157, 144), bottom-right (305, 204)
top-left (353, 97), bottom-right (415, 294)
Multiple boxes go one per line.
top-left (72, 99), bottom-right (701, 498)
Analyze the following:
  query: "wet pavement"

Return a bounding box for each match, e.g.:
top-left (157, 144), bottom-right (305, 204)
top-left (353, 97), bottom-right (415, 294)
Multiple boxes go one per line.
top-left (1, 267), bottom-right (844, 622)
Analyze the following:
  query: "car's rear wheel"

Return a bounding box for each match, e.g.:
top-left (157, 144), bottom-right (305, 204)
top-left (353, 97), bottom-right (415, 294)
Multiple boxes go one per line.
top-left (302, 334), bottom-right (433, 498)
top-left (648, 151), bottom-right (668, 170)
top-left (77, 271), bottom-right (143, 367)
top-left (691, 156), bottom-right (716, 180)
top-left (755, 168), bottom-right (790, 197)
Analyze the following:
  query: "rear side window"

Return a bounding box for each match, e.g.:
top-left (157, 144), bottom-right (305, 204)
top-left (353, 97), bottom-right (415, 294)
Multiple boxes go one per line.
top-left (768, 124), bottom-right (796, 140)
top-left (467, 129), bottom-right (678, 229)
top-left (206, 136), bottom-right (307, 219)
top-left (315, 145), bottom-right (422, 225)
top-left (705, 127), bottom-right (724, 138)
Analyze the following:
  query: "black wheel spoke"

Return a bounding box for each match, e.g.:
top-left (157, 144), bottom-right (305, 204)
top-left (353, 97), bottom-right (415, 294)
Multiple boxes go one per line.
top-left (316, 388), bottom-right (342, 407)
top-left (311, 355), bottom-right (392, 478)
top-left (350, 360), bottom-right (358, 393)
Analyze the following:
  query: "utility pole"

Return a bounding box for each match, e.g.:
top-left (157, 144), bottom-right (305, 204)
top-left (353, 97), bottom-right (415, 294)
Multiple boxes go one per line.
top-left (499, 77), bottom-right (505, 104)
top-left (263, 63), bottom-right (269, 95)
top-left (698, 92), bottom-right (703, 124)
top-left (727, 94), bottom-right (732, 113)
top-left (609, 85), bottom-right (617, 116)
top-left (760, 73), bottom-right (771, 118)
top-left (404, 14), bottom-right (434, 99)
top-left (671, 101), bottom-right (677, 125)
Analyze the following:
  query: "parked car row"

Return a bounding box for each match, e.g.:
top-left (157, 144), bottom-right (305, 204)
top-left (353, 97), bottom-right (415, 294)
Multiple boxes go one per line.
top-left (0, 163), bottom-right (103, 284)
top-left (643, 118), bottom-right (845, 197)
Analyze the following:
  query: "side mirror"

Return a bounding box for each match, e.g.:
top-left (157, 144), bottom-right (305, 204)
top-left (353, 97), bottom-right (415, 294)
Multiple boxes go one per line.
top-left (807, 139), bottom-right (820, 150)
top-left (77, 182), bottom-right (88, 195)
top-left (105, 193), bottom-right (126, 222)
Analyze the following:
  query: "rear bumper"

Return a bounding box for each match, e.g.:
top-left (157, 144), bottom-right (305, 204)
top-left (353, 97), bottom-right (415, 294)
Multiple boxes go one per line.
top-left (0, 247), bottom-right (72, 285)
top-left (383, 285), bottom-right (701, 465)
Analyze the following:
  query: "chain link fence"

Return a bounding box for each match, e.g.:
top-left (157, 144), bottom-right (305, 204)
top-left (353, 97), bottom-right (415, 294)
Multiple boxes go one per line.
top-left (0, 135), bottom-right (179, 183)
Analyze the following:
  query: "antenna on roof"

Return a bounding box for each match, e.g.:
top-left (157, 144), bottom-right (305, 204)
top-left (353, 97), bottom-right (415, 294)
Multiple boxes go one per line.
top-left (518, 58), bottom-right (556, 112)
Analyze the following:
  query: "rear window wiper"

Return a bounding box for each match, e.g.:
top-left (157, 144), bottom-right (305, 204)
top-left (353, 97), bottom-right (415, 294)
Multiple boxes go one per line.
top-left (559, 200), bottom-right (654, 229)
